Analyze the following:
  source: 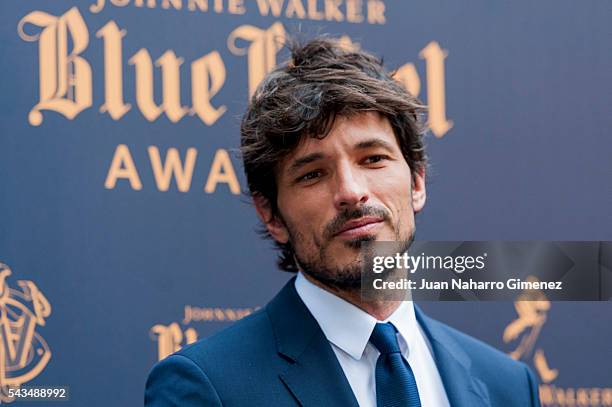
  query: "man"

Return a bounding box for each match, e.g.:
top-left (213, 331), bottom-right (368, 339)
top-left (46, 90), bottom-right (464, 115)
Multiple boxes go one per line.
top-left (145, 37), bottom-right (541, 407)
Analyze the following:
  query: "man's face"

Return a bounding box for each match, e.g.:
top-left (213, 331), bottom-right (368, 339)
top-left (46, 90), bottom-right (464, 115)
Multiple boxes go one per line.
top-left (256, 112), bottom-right (426, 290)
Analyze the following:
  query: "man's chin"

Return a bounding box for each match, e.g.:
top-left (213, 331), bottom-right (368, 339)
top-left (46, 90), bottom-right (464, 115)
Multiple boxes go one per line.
top-left (303, 268), bottom-right (363, 292)
top-left (296, 256), bottom-right (364, 292)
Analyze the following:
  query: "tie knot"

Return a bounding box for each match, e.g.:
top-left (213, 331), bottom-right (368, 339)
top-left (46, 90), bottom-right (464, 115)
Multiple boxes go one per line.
top-left (370, 323), bottom-right (401, 355)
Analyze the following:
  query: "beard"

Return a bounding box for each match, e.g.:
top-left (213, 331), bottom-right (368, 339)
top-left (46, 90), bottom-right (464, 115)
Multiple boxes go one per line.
top-left (294, 235), bottom-right (374, 291)
top-left (283, 205), bottom-right (415, 292)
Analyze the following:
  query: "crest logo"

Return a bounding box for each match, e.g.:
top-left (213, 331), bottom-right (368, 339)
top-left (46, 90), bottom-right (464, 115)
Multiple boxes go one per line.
top-left (0, 263), bottom-right (52, 403)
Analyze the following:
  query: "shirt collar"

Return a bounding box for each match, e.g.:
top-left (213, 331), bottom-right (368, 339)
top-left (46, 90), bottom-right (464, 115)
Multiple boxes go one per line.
top-left (294, 272), bottom-right (418, 361)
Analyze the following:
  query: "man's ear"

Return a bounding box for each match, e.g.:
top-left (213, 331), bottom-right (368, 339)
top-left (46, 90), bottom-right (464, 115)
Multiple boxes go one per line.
top-left (253, 193), bottom-right (290, 244)
top-left (411, 169), bottom-right (427, 213)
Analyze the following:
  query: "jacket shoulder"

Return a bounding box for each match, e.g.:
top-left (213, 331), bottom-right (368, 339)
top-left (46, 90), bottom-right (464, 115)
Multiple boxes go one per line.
top-left (424, 316), bottom-right (540, 406)
top-left (145, 353), bottom-right (222, 407)
top-left (145, 308), bottom-right (290, 406)
top-left (176, 308), bottom-right (278, 371)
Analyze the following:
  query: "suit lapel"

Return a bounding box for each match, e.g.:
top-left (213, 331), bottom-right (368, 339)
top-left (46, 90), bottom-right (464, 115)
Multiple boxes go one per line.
top-left (279, 333), bottom-right (360, 407)
top-left (266, 278), bottom-right (359, 407)
top-left (415, 305), bottom-right (491, 407)
top-left (266, 279), bottom-right (491, 407)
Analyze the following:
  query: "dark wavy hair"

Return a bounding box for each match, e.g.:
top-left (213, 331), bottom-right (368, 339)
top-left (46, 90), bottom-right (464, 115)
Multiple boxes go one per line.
top-left (240, 36), bottom-right (427, 272)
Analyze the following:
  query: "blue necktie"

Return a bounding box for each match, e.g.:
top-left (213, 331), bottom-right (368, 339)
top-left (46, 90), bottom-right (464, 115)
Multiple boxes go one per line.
top-left (370, 322), bottom-right (421, 407)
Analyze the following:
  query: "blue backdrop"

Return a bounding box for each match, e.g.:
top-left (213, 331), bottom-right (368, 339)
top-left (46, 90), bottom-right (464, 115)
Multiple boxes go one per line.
top-left (1, 0), bottom-right (610, 405)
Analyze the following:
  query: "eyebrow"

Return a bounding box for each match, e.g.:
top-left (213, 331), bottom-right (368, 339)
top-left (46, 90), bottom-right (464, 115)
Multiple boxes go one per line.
top-left (354, 138), bottom-right (396, 153)
top-left (287, 152), bottom-right (326, 176)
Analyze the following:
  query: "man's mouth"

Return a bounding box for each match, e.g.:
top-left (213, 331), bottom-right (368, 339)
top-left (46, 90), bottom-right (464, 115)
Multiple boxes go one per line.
top-left (334, 217), bottom-right (384, 239)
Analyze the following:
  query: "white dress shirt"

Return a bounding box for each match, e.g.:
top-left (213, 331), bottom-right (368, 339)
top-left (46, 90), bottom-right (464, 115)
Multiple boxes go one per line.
top-left (294, 272), bottom-right (450, 407)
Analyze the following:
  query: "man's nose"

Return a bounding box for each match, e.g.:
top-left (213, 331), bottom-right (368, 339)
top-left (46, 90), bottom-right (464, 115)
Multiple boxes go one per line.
top-left (333, 165), bottom-right (369, 210)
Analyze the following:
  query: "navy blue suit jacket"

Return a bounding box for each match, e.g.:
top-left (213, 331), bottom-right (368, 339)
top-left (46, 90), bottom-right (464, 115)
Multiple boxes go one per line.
top-left (145, 278), bottom-right (541, 406)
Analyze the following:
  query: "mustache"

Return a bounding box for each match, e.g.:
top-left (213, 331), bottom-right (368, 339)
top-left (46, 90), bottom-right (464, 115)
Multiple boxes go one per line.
top-left (324, 205), bottom-right (392, 239)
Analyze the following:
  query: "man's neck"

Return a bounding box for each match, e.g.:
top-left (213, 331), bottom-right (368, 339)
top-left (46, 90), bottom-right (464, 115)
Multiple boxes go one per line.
top-left (301, 272), bottom-right (402, 321)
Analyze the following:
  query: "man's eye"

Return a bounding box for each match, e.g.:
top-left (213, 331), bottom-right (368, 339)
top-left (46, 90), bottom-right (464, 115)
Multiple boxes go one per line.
top-left (363, 155), bottom-right (388, 164)
top-left (297, 171), bottom-right (321, 182)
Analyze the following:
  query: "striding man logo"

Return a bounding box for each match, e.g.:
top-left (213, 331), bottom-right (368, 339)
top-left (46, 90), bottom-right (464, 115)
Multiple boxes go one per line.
top-left (503, 276), bottom-right (558, 384)
top-left (0, 263), bottom-right (52, 403)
